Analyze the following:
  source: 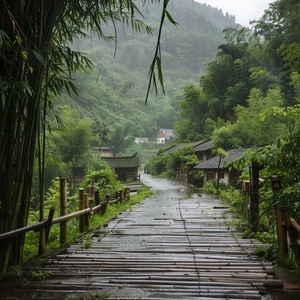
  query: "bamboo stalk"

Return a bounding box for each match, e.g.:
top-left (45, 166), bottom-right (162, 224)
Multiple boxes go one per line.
top-left (291, 218), bottom-right (300, 233)
top-left (60, 177), bottom-right (67, 245)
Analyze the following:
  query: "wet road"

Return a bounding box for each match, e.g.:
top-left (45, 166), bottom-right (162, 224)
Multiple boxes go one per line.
top-left (0, 173), bottom-right (299, 299)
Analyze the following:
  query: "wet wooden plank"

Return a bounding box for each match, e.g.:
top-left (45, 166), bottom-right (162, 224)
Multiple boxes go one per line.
top-left (0, 190), bottom-right (282, 299)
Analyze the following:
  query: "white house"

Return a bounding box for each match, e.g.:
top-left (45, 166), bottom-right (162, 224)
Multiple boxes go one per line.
top-left (156, 129), bottom-right (174, 144)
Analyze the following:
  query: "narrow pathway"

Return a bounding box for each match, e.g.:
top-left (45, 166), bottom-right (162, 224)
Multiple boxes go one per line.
top-left (0, 174), bottom-right (282, 299)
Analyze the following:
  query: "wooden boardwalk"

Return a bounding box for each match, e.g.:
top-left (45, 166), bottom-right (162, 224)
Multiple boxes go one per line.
top-left (0, 178), bottom-right (282, 299)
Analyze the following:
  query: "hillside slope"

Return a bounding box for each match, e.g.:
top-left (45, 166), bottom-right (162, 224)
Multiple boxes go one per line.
top-left (56, 0), bottom-right (237, 153)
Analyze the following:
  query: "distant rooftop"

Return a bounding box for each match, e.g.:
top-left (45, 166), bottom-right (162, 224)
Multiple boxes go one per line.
top-left (102, 153), bottom-right (139, 168)
top-left (161, 140), bottom-right (212, 155)
top-left (194, 148), bottom-right (246, 170)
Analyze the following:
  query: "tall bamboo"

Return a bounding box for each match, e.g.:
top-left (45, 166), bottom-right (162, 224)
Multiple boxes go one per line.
top-left (0, 0), bottom-right (170, 272)
top-left (0, 0), bottom-right (66, 272)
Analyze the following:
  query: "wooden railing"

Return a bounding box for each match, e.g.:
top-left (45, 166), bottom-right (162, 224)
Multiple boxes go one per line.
top-left (0, 177), bottom-right (131, 255)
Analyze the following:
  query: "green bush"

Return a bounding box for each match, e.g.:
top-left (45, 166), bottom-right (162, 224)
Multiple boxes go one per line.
top-left (80, 169), bottom-right (124, 199)
top-left (146, 146), bottom-right (198, 179)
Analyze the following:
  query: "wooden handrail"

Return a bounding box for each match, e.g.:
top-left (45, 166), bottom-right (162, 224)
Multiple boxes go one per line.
top-left (0, 208), bottom-right (54, 241)
top-left (0, 187), bottom-right (129, 242)
top-left (0, 220), bottom-right (48, 240)
top-left (0, 205), bottom-right (106, 240)
top-left (52, 208), bottom-right (91, 224)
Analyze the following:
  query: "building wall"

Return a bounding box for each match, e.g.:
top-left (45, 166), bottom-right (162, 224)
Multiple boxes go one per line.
top-left (157, 137), bottom-right (166, 144)
top-left (115, 167), bottom-right (138, 181)
top-left (203, 170), bottom-right (229, 186)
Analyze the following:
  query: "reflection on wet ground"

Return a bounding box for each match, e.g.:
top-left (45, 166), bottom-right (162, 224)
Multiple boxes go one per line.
top-left (141, 173), bottom-right (300, 299)
top-left (1, 173), bottom-right (300, 299)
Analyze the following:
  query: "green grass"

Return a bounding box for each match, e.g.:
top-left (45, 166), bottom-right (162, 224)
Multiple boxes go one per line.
top-left (24, 186), bottom-right (153, 262)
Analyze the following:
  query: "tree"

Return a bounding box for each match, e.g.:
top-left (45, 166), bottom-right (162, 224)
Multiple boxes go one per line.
top-left (51, 108), bottom-right (98, 186)
top-left (253, 0), bottom-right (300, 106)
top-left (174, 84), bottom-right (208, 142)
top-left (211, 88), bottom-right (285, 149)
top-left (230, 105), bottom-right (300, 222)
top-left (0, 0), bottom-right (173, 272)
top-left (200, 26), bottom-right (253, 120)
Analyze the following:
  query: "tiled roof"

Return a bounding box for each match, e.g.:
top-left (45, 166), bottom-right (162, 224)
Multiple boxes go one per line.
top-left (158, 128), bottom-right (174, 137)
top-left (102, 155), bottom-right (139, 168)
top-left (194, 148), bottom-right (246, 170)
top-left (161, 141), bottom-right (205, 155)
top-left (193, 140), bottom-right (213, 152)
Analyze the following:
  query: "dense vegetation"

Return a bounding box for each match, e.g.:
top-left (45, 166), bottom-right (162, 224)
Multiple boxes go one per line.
top-left (2, 0), bottom-right (300, 271)
top-left (146, 0), bottom-right (300, 266)
top-left (0, 0), bottom-right (176, 272)
top-left (59, 0), bottom-right (235, 150)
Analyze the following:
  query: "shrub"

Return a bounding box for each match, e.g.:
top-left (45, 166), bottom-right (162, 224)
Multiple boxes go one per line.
top-left (80, 169), bottom-right (124, 199)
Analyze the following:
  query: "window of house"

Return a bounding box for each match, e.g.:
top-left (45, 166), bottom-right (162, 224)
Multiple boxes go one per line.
top-left (206, 172), bottom-right (215, 181)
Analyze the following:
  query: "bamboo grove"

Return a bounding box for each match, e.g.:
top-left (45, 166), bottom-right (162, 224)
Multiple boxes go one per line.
top-left (0, 0), bottom-right (171, 273)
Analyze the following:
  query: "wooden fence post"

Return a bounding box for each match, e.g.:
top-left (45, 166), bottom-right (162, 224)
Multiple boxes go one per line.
top-left (95, 189), bottom-right (100, 206)
top-left (281, 207), bottom-right (300, 264)
top-left (83, 193), bottom-right (89, 230)
top-left (125, 187), bottom-right (130, 200)
top-left (119, 190), bottom-right (123, 203)
top-left (89, 178), bottom-right (95, 206)
top-left (45, 207), bottom-right (55, 244)
top-left (101, 194), bottom-right (110, 214)
top-left (79, 188), bottom-right (85, 233)
top-left (60, 177), bottom-right (67, 245)
top-left (250, 161), bottom-right (260, 232)
top-left (38, 228), bottom-right (46, 255)
top-left (272, 175), bottom-right (288, 260)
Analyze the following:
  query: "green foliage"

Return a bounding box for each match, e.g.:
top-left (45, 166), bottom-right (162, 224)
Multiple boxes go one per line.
top-left (203, 179), bottom-right (230, 194)
top-left (28, 270), bottom-right (52, 281)
top-left (83, 237), bottom-right (92, 249)
top-left (80, 169), bottom-right (123, 199)
top-left (228, 105), bottom-right (300, 222)
top-left (7, 266), bottom-right (24, 281)
top-left (175, 84), bottom-right (209, 142)
top-left (211, 88), bottom-right (285, 149)
top-left (51, 108), bottom-right (99, 177)
top-left (24, 184), bottom-right (153, 262)
top-left (0, 0), bottom-right (187, 271)
top-left (90, 186), bottom-right (153, 230)
top-left (243, 229), bottom-right (278, 261)
top-left (249, 67), bottom-right (280, 94)
top-left (146, 146), bottom-right (198, 179)
top-left (56, 1), bottom-right (235, 154)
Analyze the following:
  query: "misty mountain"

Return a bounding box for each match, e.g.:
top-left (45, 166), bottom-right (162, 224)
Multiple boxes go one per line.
top-left (58, 0), bottom-right (237, 153)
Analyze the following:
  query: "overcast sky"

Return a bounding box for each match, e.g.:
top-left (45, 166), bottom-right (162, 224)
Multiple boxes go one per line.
top-left (195, 0), bottom-right (276, 26)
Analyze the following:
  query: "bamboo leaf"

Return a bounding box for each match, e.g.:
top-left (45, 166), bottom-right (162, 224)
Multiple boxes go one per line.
top-left (165, 10), bottom-right (178, 26)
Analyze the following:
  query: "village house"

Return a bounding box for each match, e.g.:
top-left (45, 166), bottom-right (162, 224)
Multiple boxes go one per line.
top-left (156, 128), bottom-right (174, 144)
top-left (134, 137), bottom-right (149, 144)
top-left (194, 148), bottom-right (245, 187)
top-left (193, 140), bottom-right (214, 161)
top-left (102, 153), bottom-right (140, 182)
top-left (158, 140), bottom-right (214, 184)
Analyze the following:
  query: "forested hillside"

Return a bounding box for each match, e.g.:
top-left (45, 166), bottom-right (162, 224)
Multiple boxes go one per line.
top-left (56, 0), bottom-right (236, 153)
top-left (3, 0), bottom-right (300, 273)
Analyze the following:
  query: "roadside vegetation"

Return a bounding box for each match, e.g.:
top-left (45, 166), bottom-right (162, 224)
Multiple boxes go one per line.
top-left (144, 1), bottom-right (300, 271)
top-left (2, 0), bottom-right (300, 275)
top-left (24, 171), bottom-right (153, 263)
